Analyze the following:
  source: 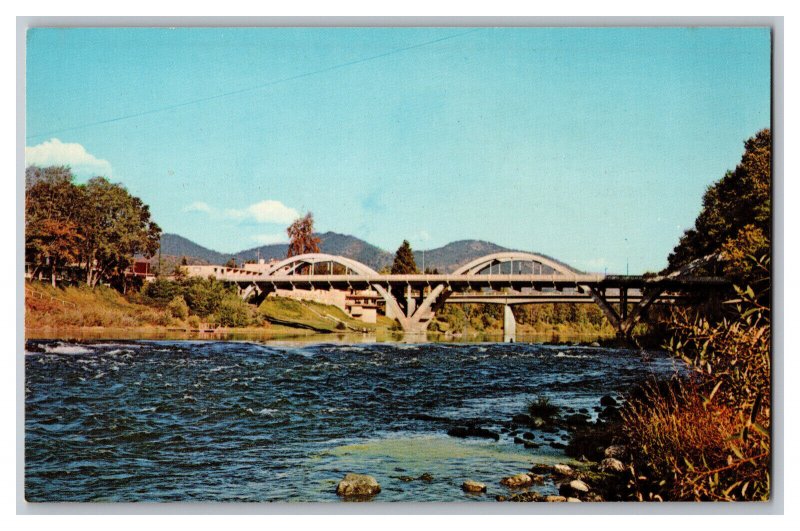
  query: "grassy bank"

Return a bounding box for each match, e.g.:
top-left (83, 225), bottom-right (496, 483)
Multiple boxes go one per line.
top-left (26, 282), bottom-right (167, 329)
top-left (257, 297), bottom-right (396, 333)
top-left (24, 281), bottom-right (396, 339)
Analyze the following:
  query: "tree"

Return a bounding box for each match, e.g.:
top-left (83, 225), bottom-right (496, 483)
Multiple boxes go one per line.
top-left (25, 167), bottom-right (85, 286)
top-left (287, 212), bottom-right (321, 257)
top-left (391, 240), bottom-right (418, 274)
top-left (80, 177), bottom-right (162, 287)
top-left (225, 257), bottom-right (237, 268)
top-left (667, 129), bottom-right (770, 288)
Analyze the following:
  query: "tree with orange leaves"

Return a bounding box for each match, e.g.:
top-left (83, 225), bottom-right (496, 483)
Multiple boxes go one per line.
top-left (286, 212), bottom-right (321, 257)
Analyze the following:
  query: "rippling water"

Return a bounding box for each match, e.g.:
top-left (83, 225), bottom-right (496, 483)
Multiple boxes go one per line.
top-left (25, 340), bottom-right (681, 502)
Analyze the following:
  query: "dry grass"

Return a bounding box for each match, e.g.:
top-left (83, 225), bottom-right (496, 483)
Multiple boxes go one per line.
top-left (623, 378), bottom-right (770, 501)
top-left (25, 282), bottom-right (168, 329)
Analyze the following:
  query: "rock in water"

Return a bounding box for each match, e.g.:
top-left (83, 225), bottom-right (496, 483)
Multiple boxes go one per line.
top-left (600, 394), bottom-right (618, 407)
top-left (462, 480), bottom-right (487, 493)
top-left (500, 473), bottom-right (534, 488)
top-left (544, 495), bottom-right (567, 502)
top-left (559, 479), bottom-right (590, 497)
top-left (552, 464), bottom-right (574, 477)
top-left (336, 473), bottom-right (381, 498)
top-left (600, 457), bottom-right (626, 472)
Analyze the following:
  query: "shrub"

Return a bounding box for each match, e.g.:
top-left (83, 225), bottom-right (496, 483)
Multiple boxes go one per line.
top-left (166, 295), bottom-right (189, 320)
top-left (185, 277), bottom-right (233, 317)
top-left (623, 258), bottom-right (770, 501)
top-left (187, 315), bottom-right (201, 329)
top-left (622, 378), bottom-right (767, 501)
top-left (216, 295), bottom-right (252, 327)
top-left (142, 278), bottom-right (183, 306)
top-left (527, 396), bottom-right (559, 419)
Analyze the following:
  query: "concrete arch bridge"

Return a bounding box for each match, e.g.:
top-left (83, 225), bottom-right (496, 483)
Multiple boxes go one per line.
top-left (216, 251), bottom-right (726, 339)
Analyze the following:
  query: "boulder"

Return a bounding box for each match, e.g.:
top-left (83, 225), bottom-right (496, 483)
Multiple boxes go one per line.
top-left (530, 463), bottom-right (552, 474)
top-left (559, 479), bottom-right (590, 497)
top-left (527, 473), bottom-right (545, 484)
top-left (508, 492), bottom-right (540, 502)
top-left (500, 473), bottom-right (534, 488)
top-left (552, 464), bottom-right (574, 477)
top-left (336, 473), bottom-right (381, 498)
top-left (522, 431), bottom-right (535, 440)
top-left (512, 413), bottom-right (532, 425)
top-left (600, 395), bottom-right (618, 407)
top-left (462, 480), bottom-right (487, 493)
top-left (565, 413), bottom-right (590, 425)
top-left (418, 473), bottom-right (434, 482)
top-left (566, 497), bottom-right (582, 502)
top-left (590, 342), bottom-right (601, 347)
top-left (599, 406), bottom-right (621, 420)
top-left (600, 457), bottom-right (626, 472)
top-left (447, 426), bottom-right (500, 441)
top-left (544, 495), bottom-right (567, 502)
top-left (604, 445), bottom-right (627, 459)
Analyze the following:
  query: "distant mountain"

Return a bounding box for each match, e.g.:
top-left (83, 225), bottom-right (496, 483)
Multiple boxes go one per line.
top-left (158, 233), bottom-right (229, 265)
top-left (158, 232), bottom-right (581, 274)
top-left (413, 240), bottom-right (511, 273)
top-left (236, 232), bottom-right (393, 271)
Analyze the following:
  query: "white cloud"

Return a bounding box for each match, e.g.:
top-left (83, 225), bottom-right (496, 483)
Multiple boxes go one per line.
top-left (252, 233), bottom-right (288, 245)
top-left (25, 138), bottom-right (112, 177)
top-left (183, 201), bottom-right (212, 213)
top-left (225, 200), bottom-right (299, 224)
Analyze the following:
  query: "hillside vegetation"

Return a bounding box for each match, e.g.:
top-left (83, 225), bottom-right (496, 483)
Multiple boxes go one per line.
top-left (25, 282), bottom-right (168, 329)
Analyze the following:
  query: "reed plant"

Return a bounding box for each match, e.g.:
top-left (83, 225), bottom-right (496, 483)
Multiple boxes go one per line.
top-left (622, 257), bottom-right (770, 501)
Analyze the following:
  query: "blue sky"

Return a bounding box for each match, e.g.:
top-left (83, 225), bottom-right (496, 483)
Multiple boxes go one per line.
top-left (25, 27), bottom-right (770, 273)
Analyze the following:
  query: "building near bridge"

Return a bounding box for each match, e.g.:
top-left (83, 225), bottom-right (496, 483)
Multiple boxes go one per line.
top-left (183, 259), bottom-right (380, 324)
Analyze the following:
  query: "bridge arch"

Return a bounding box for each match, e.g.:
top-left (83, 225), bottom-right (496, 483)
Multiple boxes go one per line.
top-left (264, 253), bottom-right (379, 277)
top-left (452, 251), bottom-right (575, 276)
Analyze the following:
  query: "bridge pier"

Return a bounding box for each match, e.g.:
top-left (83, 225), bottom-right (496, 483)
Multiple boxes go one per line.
top-left (405, 285), bottom-right (417, 318)
top-left (503, 304), bottom-right (516, 343)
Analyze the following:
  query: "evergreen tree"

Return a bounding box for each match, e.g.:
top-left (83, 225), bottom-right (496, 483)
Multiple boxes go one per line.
top-left (391, 240), bottom-right (418, 274)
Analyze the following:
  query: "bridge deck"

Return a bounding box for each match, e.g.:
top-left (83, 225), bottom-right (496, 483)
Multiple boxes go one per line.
top-left (222, 272), bottom-right (727, 290)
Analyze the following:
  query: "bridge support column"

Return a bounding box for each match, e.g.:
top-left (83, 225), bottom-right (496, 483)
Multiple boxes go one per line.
top-left (583, 284), bottom-right (667, 340)
top-left (503, 304), bottom-right (516, 343)
top-left (405, 285), bottom-right (416, 318)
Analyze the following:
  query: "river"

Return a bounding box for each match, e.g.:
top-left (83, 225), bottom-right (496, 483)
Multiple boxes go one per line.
top-left (25, 339), bottom-right (682, 502)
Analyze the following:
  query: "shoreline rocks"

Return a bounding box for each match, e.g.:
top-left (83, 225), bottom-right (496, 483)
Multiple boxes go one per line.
top-left (462, 480), bottom-right (487, 493)
top-left (500, 473), bottom-right (535, 488)
top-left (336, 473), bottom-right (381, 498)
top-left (447, 426), bottom-right (500, 441)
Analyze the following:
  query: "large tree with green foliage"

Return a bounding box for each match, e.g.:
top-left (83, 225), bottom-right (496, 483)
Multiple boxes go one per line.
top-left (667, 129), bottom-right (770, 287)
top-left (80, 176), bottom-right (161, 287)
top-left (25, 167), bottom-right (85, 286)
top-left (390, 240), bottom-right (418, 274)
top-left (25, 166), bottom-right (161, 289)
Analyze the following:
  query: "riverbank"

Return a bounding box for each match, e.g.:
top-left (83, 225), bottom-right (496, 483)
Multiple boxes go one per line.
top-left (25, 281), bottom-right (619, 344)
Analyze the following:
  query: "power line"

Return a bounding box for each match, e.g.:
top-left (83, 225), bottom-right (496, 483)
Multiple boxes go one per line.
top-left (26, 28), bottom-right (484, 140)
